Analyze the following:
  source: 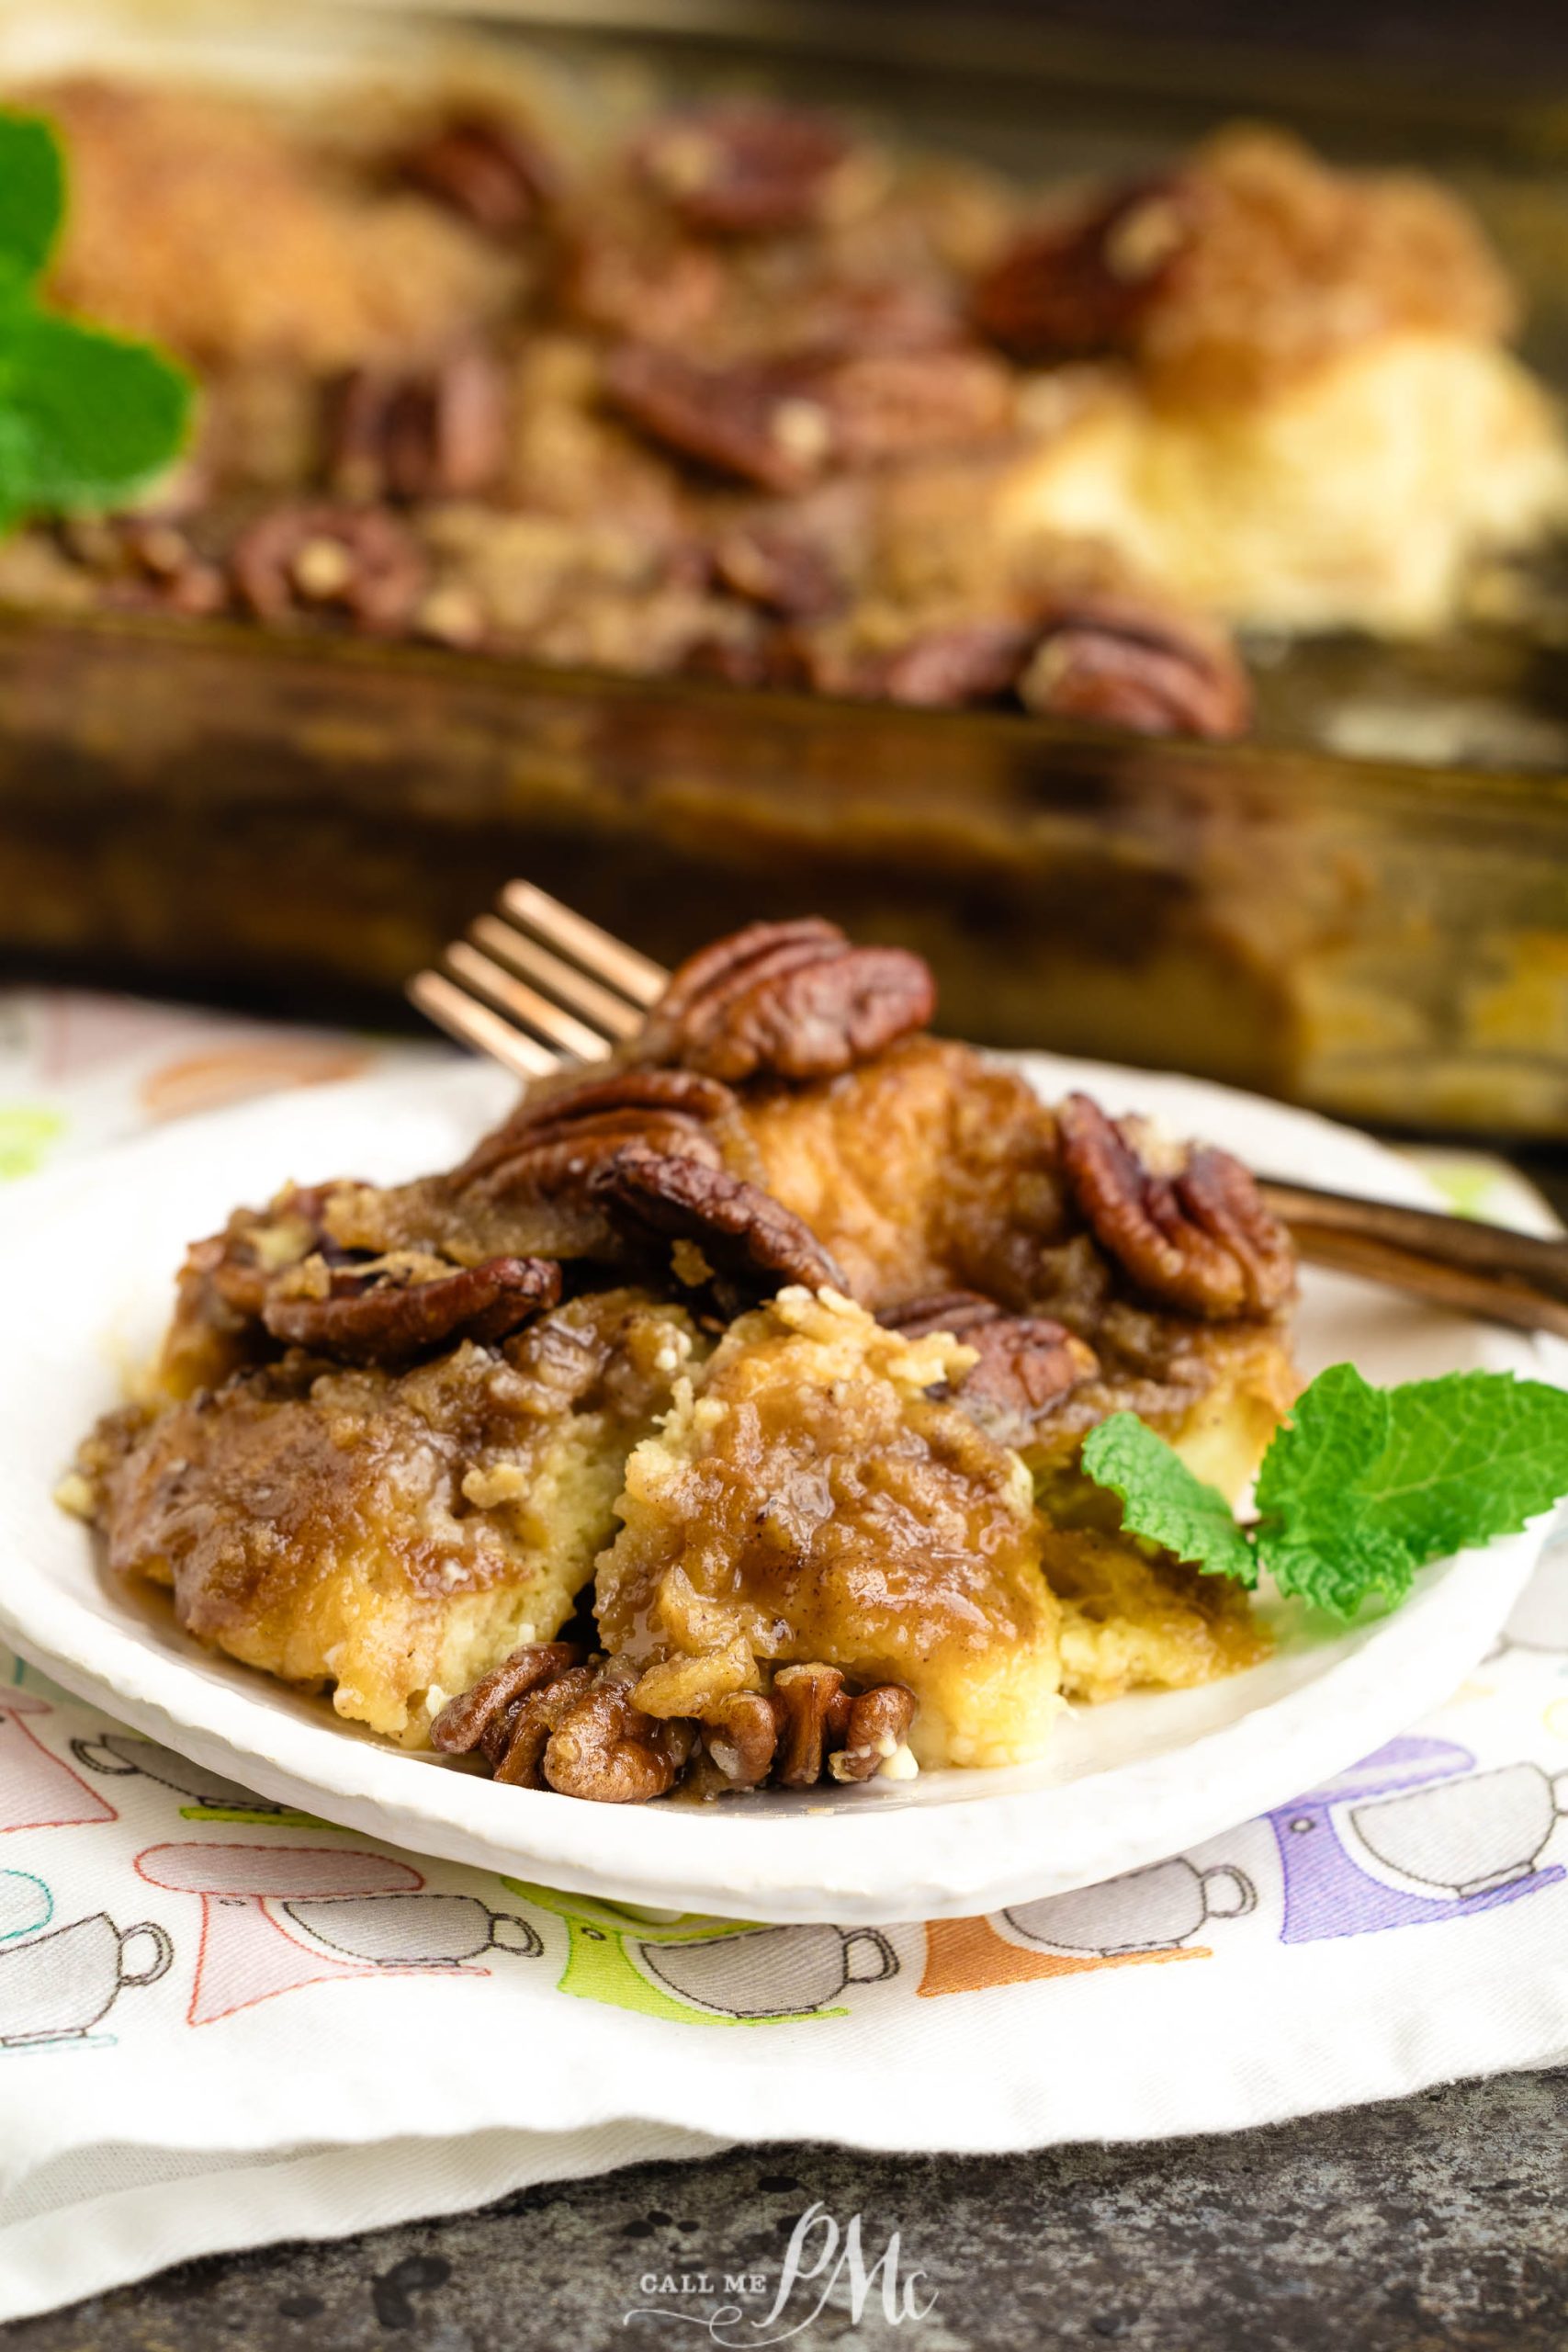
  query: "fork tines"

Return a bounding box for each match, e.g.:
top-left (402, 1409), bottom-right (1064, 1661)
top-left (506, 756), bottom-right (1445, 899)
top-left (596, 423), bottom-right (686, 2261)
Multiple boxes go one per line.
top-left (408, 880), bottom-right (670, 1080)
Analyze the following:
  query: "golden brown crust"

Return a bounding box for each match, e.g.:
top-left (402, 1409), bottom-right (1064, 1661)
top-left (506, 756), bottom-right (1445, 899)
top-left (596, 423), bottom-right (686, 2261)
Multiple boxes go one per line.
top-left (1144, 128), bottom-right (1516, 408)
top-left (978, 127), bottom-right (1517, 412)
top-left (85, 1291), bottom-right (700, 1742)
top-left (75, 918), bottom-right (1301, 1784)
top-left (595, 1287), bottom-right (1063, 1770)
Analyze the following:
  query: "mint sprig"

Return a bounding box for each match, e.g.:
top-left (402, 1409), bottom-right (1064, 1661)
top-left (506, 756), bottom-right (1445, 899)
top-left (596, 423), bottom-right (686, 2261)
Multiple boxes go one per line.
top-left (1080, 1365), bottom-right (1568, 1622)
top-left (0, 111), bottom-right (192, 528)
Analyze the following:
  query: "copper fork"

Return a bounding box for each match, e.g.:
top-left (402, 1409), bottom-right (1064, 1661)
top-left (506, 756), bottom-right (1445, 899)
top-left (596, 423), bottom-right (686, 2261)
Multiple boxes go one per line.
top-left (410, 882), bottom-right (1568, 1340)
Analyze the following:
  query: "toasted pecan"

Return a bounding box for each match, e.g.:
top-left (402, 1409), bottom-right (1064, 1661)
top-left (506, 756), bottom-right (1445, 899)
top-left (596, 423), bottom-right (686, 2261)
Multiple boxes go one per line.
top-left (1056, 1093), bottom-right (1294, 1318)
top-left (231, 503), bottom-right (425, 634)
top-left (633, 101), bottom-right (852, 236)
top-left (592, 1143), bottom-right (845, 1300)
top-left (887, 1289), bottom-right (1099, 1421)
top-left (637, 917), bottom-right (936, 1082)
top-left (770, 1662), bottom-right (852, 1786)
top-left (393, 109), bottom-right (557, 234)
top-left (1020, 586), bottom-right (1251, 741)
top-left (325, 348), bottom-right (509, 504)
top-left (544, 1670), bottom-right (694, 1802)
top-left (262, 1254), bottom-right (561, 1365)
top-left (429, 1640), bottom-right (587, 1755)
top-left (454, 1069), bottom-right (738, 1204)
top-left (972, 174), bottom-right (1197, 360)
top-left (829, 1685), bottom-right (918, 1782)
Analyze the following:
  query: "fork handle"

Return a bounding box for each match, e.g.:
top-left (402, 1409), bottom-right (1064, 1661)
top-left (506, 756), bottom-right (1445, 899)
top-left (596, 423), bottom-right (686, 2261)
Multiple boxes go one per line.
top-left (1258, 1178), bottom-right (1568, 1341)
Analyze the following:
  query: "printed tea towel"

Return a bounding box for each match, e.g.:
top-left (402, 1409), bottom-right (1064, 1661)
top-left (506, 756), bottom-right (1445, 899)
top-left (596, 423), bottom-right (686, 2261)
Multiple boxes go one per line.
top-left (1, 988), bottom-right (1566, 2324)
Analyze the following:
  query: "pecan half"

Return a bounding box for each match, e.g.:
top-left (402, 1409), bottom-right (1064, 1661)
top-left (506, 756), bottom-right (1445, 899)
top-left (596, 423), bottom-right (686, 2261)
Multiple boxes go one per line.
top-left (605, 342), bottom-right (1010, 492)
top-left (887, 1290), bottom-right (1099, 1421)
top-left (263, 1254), bottom-right (561, 1365)
top-left (770, 1663), bottom-right (852, 1787)
top-left (325, 349), bottom-right (509, 504)
top-left (453, 1069), bottom-right (737, 1204)
top-left (231, 503), bottom-right (425, 634)
top-left (545, 1670), bottom-right (694, 1803)
top-left (494, 1665), bottom-right (600, 1787)
top-left (829, 1686), bottom-right (918, 1783)
top-left (633, 102), bottom-right (853, 236)
top-left (972, 174), bottom-right (1197, 360)
top-left (604, 345), bottom-right (833, 495)
top-left (1055, 1093), bottom-right (1295, 1318)
top-left (637, 917), bottom-right (936, 1081)
top-left (592, 1143), bottom-right (845, 1301)
top-left (818, 347), bottom-right (1014, 469)
top-left (699, 1690), bottom-right (779, 1788)
top-left (1020, 589), bottom-right (1251, 741)
top-left (393, 109), bottom-right (557, 234)
top-left (429, 1641), bottom-right (586, 1757)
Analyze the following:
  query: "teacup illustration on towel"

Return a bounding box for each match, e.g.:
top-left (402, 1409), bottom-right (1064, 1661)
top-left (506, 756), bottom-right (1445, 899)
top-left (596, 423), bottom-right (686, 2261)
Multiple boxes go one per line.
top-left (1349, 1762), bottom-right (1568, 1900)
top-left (0, 1912), bottom-right (173, 2046)
top-left (72, 1734), bottom-right (310, 1824)
top-left (1269, 1737), bottom-right (1567, 1940)
top-left (998, 1857), bottom-right (1257, 1958)
top-left (631, 1924), bottom-right (898, 2020)
top-left (503, 1882), bottom-right (903, 2026)
top-left (282, 1892), bottom-right (541, 1966)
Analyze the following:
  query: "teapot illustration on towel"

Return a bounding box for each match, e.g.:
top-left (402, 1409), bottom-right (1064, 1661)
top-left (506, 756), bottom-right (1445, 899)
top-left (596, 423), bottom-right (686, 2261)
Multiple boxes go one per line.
top-left (137, 1843), bottom-right (542, 2023)
top-left (0, 1694), bottom-right (116, 1832)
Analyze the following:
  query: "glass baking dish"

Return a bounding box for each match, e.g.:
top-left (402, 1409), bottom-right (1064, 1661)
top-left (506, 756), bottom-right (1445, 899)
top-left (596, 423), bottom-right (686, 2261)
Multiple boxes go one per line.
top-left (5, 0), bottom-right (1568, 1136)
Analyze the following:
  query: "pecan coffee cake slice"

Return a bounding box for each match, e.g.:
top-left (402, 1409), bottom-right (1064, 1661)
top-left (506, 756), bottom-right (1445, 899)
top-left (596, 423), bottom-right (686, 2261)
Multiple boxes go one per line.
top-left (71, 917), bottom-right (1292, 1794)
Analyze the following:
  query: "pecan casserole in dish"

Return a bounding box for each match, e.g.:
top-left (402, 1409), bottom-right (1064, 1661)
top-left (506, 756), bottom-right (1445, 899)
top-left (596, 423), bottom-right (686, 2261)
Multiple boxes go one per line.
top-left (72, 921), bottom-right (1299, 1803)
top-left (5, 63), bottom-right (1563, 735)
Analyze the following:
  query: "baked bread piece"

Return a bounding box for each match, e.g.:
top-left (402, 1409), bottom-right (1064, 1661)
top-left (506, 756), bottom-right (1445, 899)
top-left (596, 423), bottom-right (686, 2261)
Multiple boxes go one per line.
top-left (983, 129), bottom-right (1568, 634)
top-left (25, 68), bottom-right (1555, 715)
top-left (597, 1285), bottom-right (1063, 1771)
top-left (72, 919), bottom-right (1296, 1792)
top-left (80, 1291), bottom-right (699, 1744)
top-left (738, 1033), bottom-right (1297, 1503)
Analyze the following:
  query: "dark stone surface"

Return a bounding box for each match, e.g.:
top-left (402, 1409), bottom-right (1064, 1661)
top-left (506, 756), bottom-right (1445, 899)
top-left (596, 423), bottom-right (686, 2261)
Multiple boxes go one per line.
top-left (6, 2067), bottom-right (1565, 2350)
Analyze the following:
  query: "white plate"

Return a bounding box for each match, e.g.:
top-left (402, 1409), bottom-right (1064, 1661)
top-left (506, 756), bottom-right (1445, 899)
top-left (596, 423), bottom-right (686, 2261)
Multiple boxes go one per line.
top-left (0, 1056), bottom-right (1551, 1925)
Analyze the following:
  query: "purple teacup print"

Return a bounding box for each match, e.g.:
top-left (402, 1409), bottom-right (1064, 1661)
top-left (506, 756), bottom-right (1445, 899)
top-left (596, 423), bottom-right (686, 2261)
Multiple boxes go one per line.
top-left (1349, 1762), bottom-right (1568, 1900)
top-left (1269, 1738), bottom-right (1566, 1940)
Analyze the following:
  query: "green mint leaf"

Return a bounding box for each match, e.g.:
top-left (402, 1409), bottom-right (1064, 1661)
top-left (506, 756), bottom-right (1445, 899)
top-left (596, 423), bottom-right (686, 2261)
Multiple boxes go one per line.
top-left (0, 114), bottom-right (65, 284)
top-left (1253, 1363), bottom-right (1403, 1616)
top-left (1255, 1363), bottom-right (1568, 1621)
top-left (0, 309), bottom-right (192, 512)
top-left (1079, 1412), bottom-right (1258, 1586)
